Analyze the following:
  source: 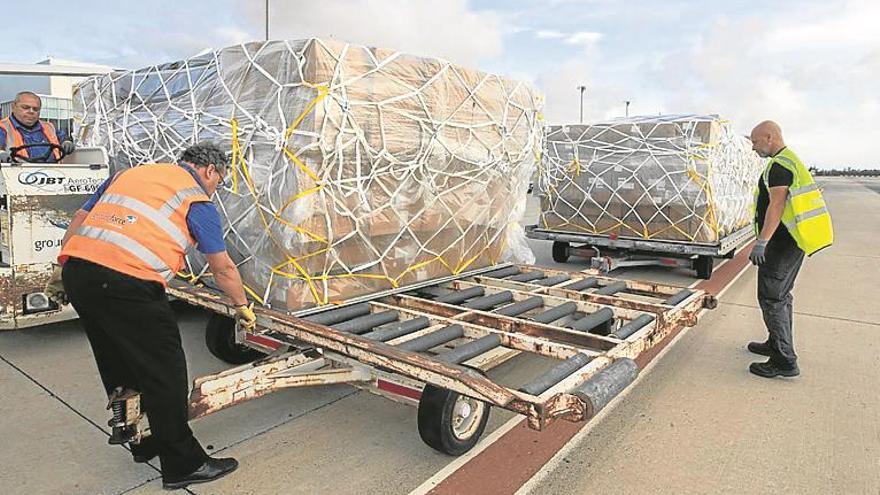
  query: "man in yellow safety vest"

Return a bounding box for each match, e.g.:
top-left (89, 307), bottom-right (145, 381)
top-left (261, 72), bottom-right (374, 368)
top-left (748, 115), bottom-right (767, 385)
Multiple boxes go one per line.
top-left (746, 120), bottom-right (833, 379)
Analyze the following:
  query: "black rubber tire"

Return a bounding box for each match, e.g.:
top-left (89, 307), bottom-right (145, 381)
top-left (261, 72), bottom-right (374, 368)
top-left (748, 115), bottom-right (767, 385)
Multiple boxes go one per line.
top-left (552, 241), bottom-right (570, 264)
top-left (205, 313), bottom-right (263, 364)
top-left (418, 385), bottom-right (490, 456)
top-left (695, 255), bottom-right (714, 280)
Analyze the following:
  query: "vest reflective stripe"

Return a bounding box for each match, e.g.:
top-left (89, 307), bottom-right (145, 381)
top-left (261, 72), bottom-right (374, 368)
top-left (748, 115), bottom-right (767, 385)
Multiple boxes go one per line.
top-left (159, 186), bottom-right (206, 216)
top-left (76, 225), bottom-right (174, 281)
top-left (789, 183), bottom-right (818, 197)
top-left (97, 193), bottom-right (190, 250)
top-left (787, 205), bottom-right (829, 227)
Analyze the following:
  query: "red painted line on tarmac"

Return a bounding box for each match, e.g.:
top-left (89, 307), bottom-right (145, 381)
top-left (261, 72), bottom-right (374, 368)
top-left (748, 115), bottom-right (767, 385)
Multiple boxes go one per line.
top-left (425, 245), bottom-right (755, 495)
top-left (378, 379), bottom-right (422, 401)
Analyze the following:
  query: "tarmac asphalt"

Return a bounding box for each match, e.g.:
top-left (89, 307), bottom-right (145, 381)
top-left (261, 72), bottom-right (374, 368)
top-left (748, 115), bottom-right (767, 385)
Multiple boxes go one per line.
top-left (0, 177), bottom-right (876, 494)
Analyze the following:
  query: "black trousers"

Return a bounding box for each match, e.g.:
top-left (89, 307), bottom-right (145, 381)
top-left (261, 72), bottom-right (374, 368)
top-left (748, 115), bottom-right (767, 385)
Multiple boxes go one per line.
top-left (757, 240), bottom-right (805, 366)
top-left (63, 258), bottom-right (207, 479)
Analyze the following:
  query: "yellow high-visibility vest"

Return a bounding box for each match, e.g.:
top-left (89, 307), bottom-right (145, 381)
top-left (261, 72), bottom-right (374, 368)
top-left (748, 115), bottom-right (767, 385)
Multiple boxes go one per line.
top-left (753, 147), bottom-right (833, 255)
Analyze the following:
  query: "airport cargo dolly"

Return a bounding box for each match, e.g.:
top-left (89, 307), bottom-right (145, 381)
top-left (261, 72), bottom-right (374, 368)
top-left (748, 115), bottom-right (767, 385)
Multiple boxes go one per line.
top-left (112, 263), bottom-right (715, 456)
top-left (526, 224), bottom-right (754, 279)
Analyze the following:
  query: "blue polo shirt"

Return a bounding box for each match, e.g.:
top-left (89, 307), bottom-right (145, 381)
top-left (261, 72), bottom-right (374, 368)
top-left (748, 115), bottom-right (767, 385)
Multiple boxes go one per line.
top-left (0, 114), bottom-right (68, 163)
top-left (81, 163), bottom-right (227, 254)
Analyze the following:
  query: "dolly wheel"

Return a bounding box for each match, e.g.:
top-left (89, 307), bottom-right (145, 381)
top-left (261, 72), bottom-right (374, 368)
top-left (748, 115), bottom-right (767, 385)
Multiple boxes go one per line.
top-left (695, 255), bottom-right (714, 280)
top-left (418, 385), bottom-right (490, 456)
top-left (205, 313), bottom-right (263, 365)
top-left (552, 241), bottom-right (570, 263)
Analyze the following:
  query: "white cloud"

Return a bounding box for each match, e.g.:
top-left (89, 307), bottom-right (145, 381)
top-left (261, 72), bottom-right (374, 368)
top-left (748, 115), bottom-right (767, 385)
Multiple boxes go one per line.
top-left (534, 29), bottom-right (566, 39)
top-left (236, 0), bottom-right (504, 67)
top-left (565, 31), bottom-right (603, 45)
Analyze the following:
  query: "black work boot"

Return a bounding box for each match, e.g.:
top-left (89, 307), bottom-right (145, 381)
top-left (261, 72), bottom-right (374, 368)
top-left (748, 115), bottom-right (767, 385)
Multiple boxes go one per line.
top-left (747, 340), bottom-right (772, 356)
top-left (749, 359), bottom-right (800, 378)
top-left (162, 457), bottom-right (238, 490)
top-left (130, 436), bottom-right (158, 463)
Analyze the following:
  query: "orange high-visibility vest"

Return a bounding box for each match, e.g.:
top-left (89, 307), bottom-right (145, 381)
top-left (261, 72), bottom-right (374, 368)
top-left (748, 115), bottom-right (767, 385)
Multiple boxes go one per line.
top-left (0, 116), bottom-right (62, 161)
top-left (60, 164), bottom-right (211, 285)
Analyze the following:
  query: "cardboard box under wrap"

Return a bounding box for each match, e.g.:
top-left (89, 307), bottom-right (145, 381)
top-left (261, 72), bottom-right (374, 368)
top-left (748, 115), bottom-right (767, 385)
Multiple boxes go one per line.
top-left (539, 115), bottom-right (763, 243)
top-left (74, 38), bottom-right (542, 310)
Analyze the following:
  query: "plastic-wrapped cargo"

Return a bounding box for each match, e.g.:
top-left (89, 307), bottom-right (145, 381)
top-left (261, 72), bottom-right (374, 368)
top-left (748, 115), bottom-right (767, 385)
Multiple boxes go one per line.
top-left (74, 38), bottom-right (542, 310)
top-left (538, 115), bottom-right (762, 243)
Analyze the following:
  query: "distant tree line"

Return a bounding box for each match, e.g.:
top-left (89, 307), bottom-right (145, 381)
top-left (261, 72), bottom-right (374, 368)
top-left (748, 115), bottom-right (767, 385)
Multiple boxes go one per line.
top-left (809, 167), bottom-right (880, 177)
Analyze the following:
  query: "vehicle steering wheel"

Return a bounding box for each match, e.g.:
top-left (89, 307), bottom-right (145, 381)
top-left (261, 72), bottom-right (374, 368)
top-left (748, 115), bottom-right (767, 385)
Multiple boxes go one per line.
top-left (5, 142), bottom-right (67, 164)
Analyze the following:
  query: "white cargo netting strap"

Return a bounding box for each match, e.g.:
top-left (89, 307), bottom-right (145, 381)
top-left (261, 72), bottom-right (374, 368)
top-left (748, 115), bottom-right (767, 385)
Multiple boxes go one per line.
top-left (75, 38), bottom-right (542, 309)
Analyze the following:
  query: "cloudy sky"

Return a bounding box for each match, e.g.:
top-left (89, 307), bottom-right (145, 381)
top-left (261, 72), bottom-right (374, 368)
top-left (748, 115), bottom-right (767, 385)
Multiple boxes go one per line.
top-left (3, 0), bottom-right (876, 167)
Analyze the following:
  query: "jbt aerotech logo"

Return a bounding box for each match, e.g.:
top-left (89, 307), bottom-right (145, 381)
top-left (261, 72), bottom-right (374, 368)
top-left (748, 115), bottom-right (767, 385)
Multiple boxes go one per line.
top-left (18, 169), bottom-right (67, 188)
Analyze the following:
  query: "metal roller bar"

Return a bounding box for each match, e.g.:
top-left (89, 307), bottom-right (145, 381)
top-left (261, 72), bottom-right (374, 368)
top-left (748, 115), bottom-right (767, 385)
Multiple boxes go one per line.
top-left (333, 310), bottom-right (399, 334)
top-left (495, 296), bottom-right (544, 318)
top-left (533, 274), bottom-right (571, 287)
top-left (395, 324), bottom-right (465, 352)
top-left (435, 286), bottom-right (485, 304)
top-left (568, 307), bottom-right (615, 335)
top-left (594, 281), bottom-right (628, 296)
top-left (507, 271), bottom-right (546, 283)
top-left (361, 317), bottom-right (431, 342)
top-left (461, 291), bottom-right (514, 310)
top-left (415, 286), bottom-right (449, 298)
top-left (304, 303), bottom-right (371, 325)
top-left (664, 289), bottom-right (694, 306)
top-left (435, 334), bottom-right (503, 364)
top-left (563, 277), bottom-right (599, 291)
top-left (520, 353), bottom-right (593, 396)
top-left (573, 358), bottom-right (639, 417)
top-left (480, 266), bottom-right (521, 279)
top-left (530, 301), bottom-right (578, 324)
top-left (611, 314), bottom-right (655, 339)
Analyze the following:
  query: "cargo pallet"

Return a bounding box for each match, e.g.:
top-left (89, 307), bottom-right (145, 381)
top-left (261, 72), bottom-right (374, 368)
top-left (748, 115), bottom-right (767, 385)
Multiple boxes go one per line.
top-left (525, 224), bottom-right (754, 279)
top-left (153, 263), bottom-right (714, 456)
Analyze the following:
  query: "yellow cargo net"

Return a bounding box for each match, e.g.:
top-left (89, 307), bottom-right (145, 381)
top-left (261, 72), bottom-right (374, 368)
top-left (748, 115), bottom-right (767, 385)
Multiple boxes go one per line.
top-left (77, 38), bottom-right (542, 309)
top-left (538, 115), bottom-right (762, 244)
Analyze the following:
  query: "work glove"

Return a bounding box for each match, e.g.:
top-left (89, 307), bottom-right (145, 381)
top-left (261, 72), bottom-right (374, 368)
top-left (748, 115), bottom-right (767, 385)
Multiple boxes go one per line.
top-left (749, 239), bottom-right (769, 266)
top-left (45, 264), bottom-right (68, 306)
top-left (61, 140), bottom-right (76, 155)
top-left (234, 304), bottom-right (257, 331)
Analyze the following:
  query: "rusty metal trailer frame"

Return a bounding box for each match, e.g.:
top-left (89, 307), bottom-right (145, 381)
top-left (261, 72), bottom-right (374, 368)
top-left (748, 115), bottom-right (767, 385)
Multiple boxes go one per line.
top-left (166, 264), bottom-right (713, 454)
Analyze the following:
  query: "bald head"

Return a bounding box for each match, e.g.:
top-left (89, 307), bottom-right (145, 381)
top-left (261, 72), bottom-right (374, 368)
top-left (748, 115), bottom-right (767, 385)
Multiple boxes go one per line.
top-left (750, 120), bottom-right (786, 158)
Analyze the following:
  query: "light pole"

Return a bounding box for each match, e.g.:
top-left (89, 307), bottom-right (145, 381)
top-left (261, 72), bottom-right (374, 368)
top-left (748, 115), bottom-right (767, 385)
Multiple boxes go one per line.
top-left (265, 0), bottom-right (270, 41)
top-left (577, 85), bottom-right (587, 123)
top-left (624, 100), bottom-right (631, 117)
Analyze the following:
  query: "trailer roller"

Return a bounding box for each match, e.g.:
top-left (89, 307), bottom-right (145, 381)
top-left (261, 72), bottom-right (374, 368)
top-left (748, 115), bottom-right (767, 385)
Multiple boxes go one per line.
top-left (305, 303), bottom-right (372, 325)
top-left (611, 314), bottom-right (655, 339)
top-left (362, 317), bottom-right (432, 342)
top-left (495, 296), bottom-right (545, 318)
top-left (461, 291), bottom-right (514, 310)
top-left (567, 307), bottom-right (615, 335)
top-left (435, 286), bottom-right (485, 304)
top-left (396, 324), bottom-right (465, 352)
top-left (520, 353), bottom-right (593, 396)
top-left (507, 271), bottom-right (546, 283)
top-left (533, 274), bottom-right (571, 287)
top-left (530, 301), bottom-right (579, 324)
top-left (663, 289), bottom-right (694, 306)
top-left (333, 310), bottom-right (399, 334)
top-left (573, 358), bottom-right (638, 418)
top-left (563, 277), bottom-right (599, 291)
top-left (594, 281), bottom-right (628, 296)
